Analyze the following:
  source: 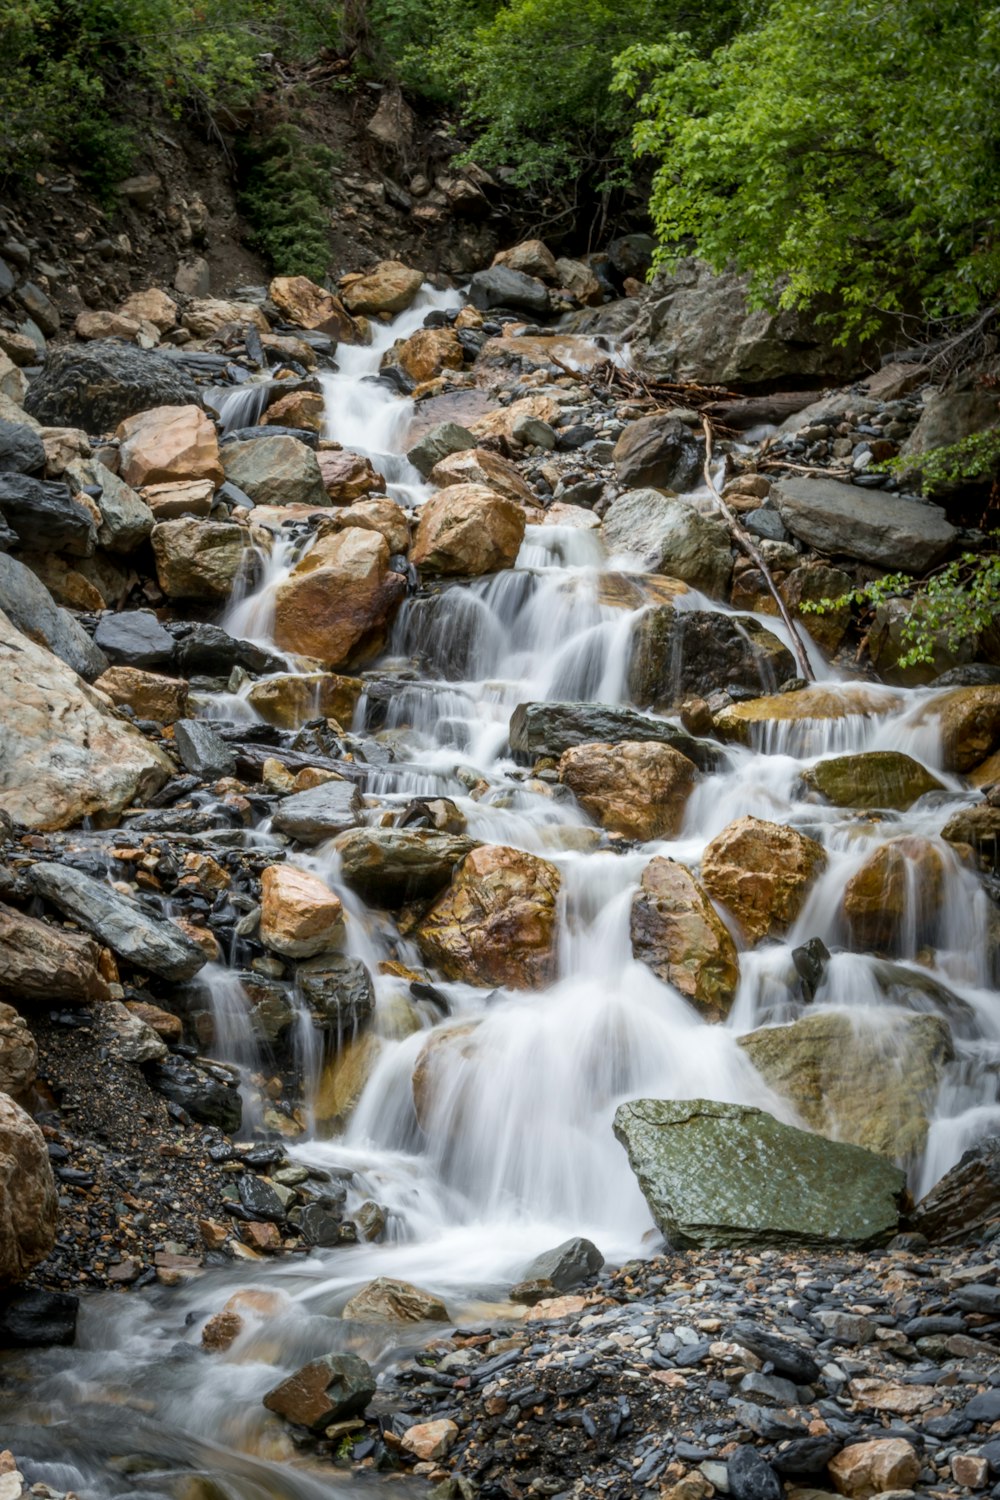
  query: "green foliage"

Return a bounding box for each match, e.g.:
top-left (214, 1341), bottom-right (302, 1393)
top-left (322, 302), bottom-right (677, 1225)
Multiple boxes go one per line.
top-left (615, 0), bottom-right (1000, 338)
top-left (879, 427), bottom-right (1000, 493)
top-left (237, 123), bottom-right (336, 281)
top-left (801, 541), bottom-right (1000, 668)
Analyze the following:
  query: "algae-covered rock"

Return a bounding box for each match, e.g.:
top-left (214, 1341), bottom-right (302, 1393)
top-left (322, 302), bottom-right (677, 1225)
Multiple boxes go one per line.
top-left (802, 751), bottom-right (944, 810)
top-left (613, 1097), bottom-right (905, 1249)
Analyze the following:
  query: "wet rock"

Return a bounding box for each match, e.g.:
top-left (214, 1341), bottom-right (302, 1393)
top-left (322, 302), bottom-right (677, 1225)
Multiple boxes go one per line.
top-left (738, 1010), bottom-right (953, 1159)
top-left (0, 420), bottom-right (45, 475)
top-left (95, 665), bottom-right (188, 723)
top-left (827, 1437), bottom-right (920, 1498)
top-left (0, 1287), bottom-right (78, 1347)
top-left (259, 864), bottom-right (345, 959)
top-left (602, 490), bottom-right (732, 597)
top-left (415, 844), bottom-right (561, 989)
top-left (469, 265), bottom-right (550, 316)
top-left (0, 473), bottom-right (96, 556)
top-left (23, 340), bottom-right (202, 431)
top-left (0, 1093), bottom-right (58, 1286)
top-left (918, 685), bottom-right (1000, 773)
top-left (0, 612), bottom-right (171, 829)
top-left (612, 1098), bottom-right (905, 1248)
top-left (802, 750), bottom-right (944, 809)
top-left (334, 827), bottom-right (476, 905)
top-left (557, 740), bottom-right (696, 840)
top-left (262, 1352), bottom-right (376, 1431)
top-left (772, 475), bottom-right (956, 570)
top-left (174, 621), bottom-right (283, 677)
top-left (728, 1321), bottom-right (819, 1383)
top-left (100, 1000), bottom-right (169, 1063)
top-left (700, 817), bottom-right (827, 945)
top-left (630, 857), bottom-right (740, 1020)
top-left (272, 528), bottom-right (406, 667)
top-left (84, 462), bottom-right (155, 553)
top-left (173, 718), bottom-right (237, 779)
top-left (316, 496), bottom-right (408, 554)
top-left (269, 275), bottom-right (354, 339)
top-left (0, 902), bottom-right (109, 1004)
top-left (911, 1133), bottom-right (1000, 1242)
top-left (727, 1445), bottom-right (781, 1500)
top-left (392, 327), bottom-right (464, 384)
top-left (713, 685), bottom-right (901, 749)
top-left (429, 446), bottom-right (535, 507)
top-left (629, 609), bottom-right (795, 710)
top-left (297, 955), bottom-right (375, 1035)
top-left (222, 434), bottom-right (327, 509)
top-left (94, 608), bottom-right (176, 668)
top-left (342, 1275), bottom-right (449, 1323)
top-left (117, 404), bottom-right (222, 489)
top-left (493, 239), bottom-right (558, 279)
top-left (149, 1055), bottom-right (242, 1131)
top-left (613, 414), bottom-right (702, 492)
top-left (401, 1419), bottom-right (459, 1461)
top-left (522, 1237), bottom-right (604, 1292)
top-left (0, 550), bottom-right (107, 680)
top-left (842, 835), bottom-right (945, 953)
top-left (941, 803), bottom-right (1000, 862)
top-left (270, 780), bottom-right (364, 844)
top-left (246, 672), bottom-right (363, 730)
top-left (341, 261), bottom-right (424, 316)
top-left (313, 1032), bottom-right (383, 1129)
top-left (28, 862), bottom-right (207, 981)
top-left (0, 1004), bottom-right (37, 1104)
top-left (316, 448), bottom-right (385, 503)
top-left (151, 517), bottom-right (250, 600)
top-left (407, 421), bottom-right (477, 478)
top-left (508, 700), bottom-right (714, 768)
top-left (411, 482), bottom-right (526, 576)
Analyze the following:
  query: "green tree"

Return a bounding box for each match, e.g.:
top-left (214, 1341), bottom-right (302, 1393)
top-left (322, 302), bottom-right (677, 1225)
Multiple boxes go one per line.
top-left (614, 0), bottom-right (1000, 337)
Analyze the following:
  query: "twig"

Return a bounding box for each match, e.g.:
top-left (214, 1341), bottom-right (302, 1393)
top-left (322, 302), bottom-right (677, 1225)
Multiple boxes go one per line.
top-left (701, 416), bottom-right (815, 683)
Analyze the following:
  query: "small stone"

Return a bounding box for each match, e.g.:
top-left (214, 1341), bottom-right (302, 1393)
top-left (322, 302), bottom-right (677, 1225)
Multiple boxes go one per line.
top-left (401, 1420), bottom-right (459, 1461)
top-left (952, 1455), bottom-right (989, 1490)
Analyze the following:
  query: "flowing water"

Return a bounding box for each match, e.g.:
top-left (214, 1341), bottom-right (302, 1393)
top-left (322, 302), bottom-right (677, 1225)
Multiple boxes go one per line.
top-left (7, 287), bottom-right (999, 1496)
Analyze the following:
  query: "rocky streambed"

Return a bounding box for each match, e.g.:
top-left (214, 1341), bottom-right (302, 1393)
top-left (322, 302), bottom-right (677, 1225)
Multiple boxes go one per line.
top-left (0, 240), bottom-right (999, 1500)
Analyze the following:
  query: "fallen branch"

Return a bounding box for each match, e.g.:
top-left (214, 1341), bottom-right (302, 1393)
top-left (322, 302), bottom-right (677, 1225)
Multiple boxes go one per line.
top-left (701, 416), bottom-right (815, 683)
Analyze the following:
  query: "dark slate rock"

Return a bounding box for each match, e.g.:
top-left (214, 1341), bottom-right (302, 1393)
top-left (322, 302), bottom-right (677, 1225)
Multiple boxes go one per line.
top-left (173, 719), bottom-right (237, 779)
top-left (0, 550), bottom-right (108, 680)
top-left (172, 621), bottom-right (284, 676)
top-left (739, 1370), bottom-right (801, 1407)
top-left (270, 780), bottom-right (364, 844)
top-left (773, 1435), bottom-right (843, 1475)
top-left (0, 1289), bottom-right (79, 1347)
top-left (628, 607), bottom-right (795, 710)
top-left (0, 419), bottom-right (45, 475)
top-left (729, 1320), bottom-right (821, 1382)
top-left (23, 340), bottom-right (202, 432)
top-left (238, 1174), bottom-right (287, 1223)
top-left (728, 1445), bottom-right (783, 1500)
top-left (94, 609), bottom-right (177, 668)
top-left (930, 664), bottom-right (1000, 688)
top-left (955, 1284), bottom-right (1000, 1316)
top-left (149, 1056), bottom-right (242, 1132)
top-left (508, 699), bottom-right (721, 771)
top-left (0, 473), bottom-right (97, 555)
top-left (966, 1389), bottom-right (1000, 1424)
top-left (296, 1203), bottom-right (345, 1247)
top-left (297, 954), bottom-right (376, 1033)
top-left (469, 266), bottom-right (551, 317)
top-left (522, 1237), bottom-right (605, 1292)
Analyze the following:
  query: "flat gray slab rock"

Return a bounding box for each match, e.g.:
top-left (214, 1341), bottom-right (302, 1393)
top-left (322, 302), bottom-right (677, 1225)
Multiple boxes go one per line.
top-left (613, 1097), bottom-right (905, 1250)
top-left (271, 780), bottom-right (364, 844)
top-left (772, 476), bottom-right (956, 571)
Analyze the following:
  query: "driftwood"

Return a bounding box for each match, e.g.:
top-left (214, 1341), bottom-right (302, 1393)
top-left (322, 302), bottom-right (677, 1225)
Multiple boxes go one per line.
top-left (703, 390), bottom-right (821, 430)
top-left (701, 416), bottom-right (815, 683)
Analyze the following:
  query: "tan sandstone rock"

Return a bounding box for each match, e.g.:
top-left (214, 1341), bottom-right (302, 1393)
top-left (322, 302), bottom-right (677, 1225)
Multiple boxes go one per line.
top-left (429, 446), bottom-right (535, 506)
top-left (342, 1276), bottom-right (449, 1323)
top-left (317, 449), bottom-right (386, 503)
top-left (151, 518), bottom-right (250, 601)
top-left (700, 816), bottom-right (827, 945)
top-left (557, 740), bottom-right (696, 841)
top-left (117, 404), bottom-right (223, 489)
top-left (246, 672), bottom-right (363, 730)
top-left (0, 1004), bottom-right (38, 1103)
top-left (630, 857), bottom-right (740, 1021)
top-left (842, 835), bottom-right (947, 953)
top-left (94, 665), bottom-right (189, 724)
top-left (259, 865), bottom-right (345, 959)
top-left (0, 1093), bottom-right (58, 1285)
top-left (411, 483), bottom-right (525, 576)
top-left (119, 288), bottom-right (178, 331)
top-left (269, 276), bottom-right (355, 340)
top-left (0, 903), bottom-right (110, 1005)
top-left (828, 1438), bottom-right (920, 1498)
top-left (340, 261), bottom-right (424, 315)
top-left (392, 327), bottom-right (464, 384)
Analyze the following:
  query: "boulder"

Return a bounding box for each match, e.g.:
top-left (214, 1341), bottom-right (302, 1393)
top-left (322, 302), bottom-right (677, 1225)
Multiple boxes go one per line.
top-left (613, 414), bottom-right (702, 492)
top-left (392, 327), bottom-right (464, 384)
top-left (342, 1276), bottom-right (448, 1323)
top-left (415, 845), bottom-right (561, 989)
top-left (149, 1054), bottom-right (242, 1131)
top-left (117, 404), bottom-right (222, 489)
top-left (410, 483), bottom-right (525, 576)
top-left (118, 288), bottom-right (178, 332)
top-left (28, 862), bottom-right (207, 981)
top-left (334, 827), bottom-right (476, 905)
top-left (259, 865), bottom-right (345, 959)
top-left (0, 903), bottom-right (109, 1005)
top-left (264, 390), bottom-right (325, 432)
top-left (941, 803), bottom-right (1000, 863)
top-left (316, 497), bottom-right (408, 554)
top-left (341, 261), bottom-right (424, 315)
top-left (87, 463), bottom-right (155, 553)
top-left (602, 489), bottom-right (732, 597)
top-left (182, 298), bottom-right (269, 338)
top-left (0, 610), bottom-right (171, 829)
top-left (74, 310), bottom-right (148, 343)
top-left (272, 528), bottom-right (405, 666)
top-left (0, 474), bottom-right (96, 555)
top-left (802, 751), bottom-right (944, 809)
top-left (297, 954), bottom-right (376, 1035)
top-left (139, 478), bottom-right (215, 520)
top-left (911, 1133), bottom-right (1000, 1243)
top-left (469, 265), bottom-right (550, 316)
top-left (470, 394), bottom-right (560, 446)
top-left (406, 421), bottom-right (477, 478)
top-left (630, 258), bottom-right (867, 387)
top-left (0, 419), bottom-right (45, 475)
top-left (0, 1003), bottom-right (37, 1102)
top-left (739, 1011), bottom-right (954, 1159)
top-left (613, 1098), bottom-right (905, 1249)
top-left (0, 1094), bottom-right (58, 1286)
top-left (772, 476), bottom-right (956, 571)
top-left (246, 672), bottom-right (363, 730)
top-left (270, 780), bottom-right (364, 845)
top-left (828, 1438), bottom-right (921, 1499)
top-left (493, 240), bottom-right (558, 279)
top-left (151, 518), bottom-right (250, 600)
top-left (94, 608), bottom-right (176, 668)
top-left (630, 857), bottom-right (740, 1020)
top-left (23, 340), bottom-right (201, 431)
top-left (317, 448), bottom-right (385, 504)
top-left (262, 1353), bottom-right (376, 1432)
top-left (100, 1000), bottom-right (169, 1064)
top-left (713, 685), bottom-right (901, 750)
top-left (223, 435), bottom-right (327, 509)
top-left (0, 550), bottom-right (107, 680)
top-left (172, 718), bottom-right (236, 779)
top-left (94, 665), bottom-right (188, 723)
top-left (902, 383), bottom-right (1000, 459)
top-left (313, 1032), bottom-right (382, 1129)
top-left (842, 836), bottom-right (946, 953)
top-left (174, 621), bottom-right (282, 677)
top-left (268, 276), bottom-right (354, 339)
top-left (429, 446), bottom-right (535, 507)
top-left (917, 685), bottom-right (1000, 773)
top-left (557, 740), bottom-right (696, 840)
top-left (629, 608), bottom-right (795, 710)
top-left (401, 1421), bottom-right (459, 1462)
top-left (522, 1237), bottom-right (605, 1291)
top-left (554, 257), bottom-right (603, 305)
top-left (508, 700), bottom-right (714, 769)
top-left (700, 817), bottom-right (827, 945)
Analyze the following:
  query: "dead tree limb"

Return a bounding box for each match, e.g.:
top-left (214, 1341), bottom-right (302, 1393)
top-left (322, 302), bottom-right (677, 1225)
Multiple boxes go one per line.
top-left (701, 416), bottom-right (815, 683)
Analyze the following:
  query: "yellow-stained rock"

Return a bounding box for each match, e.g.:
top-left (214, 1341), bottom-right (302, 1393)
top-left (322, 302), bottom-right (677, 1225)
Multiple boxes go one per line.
top-left (259, 865), bottom-right (345, 959)
top-left (700, 816), bottom-right (827, 945)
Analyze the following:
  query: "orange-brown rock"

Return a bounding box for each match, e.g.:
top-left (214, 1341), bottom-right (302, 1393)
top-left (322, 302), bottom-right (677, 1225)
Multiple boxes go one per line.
top-left (141, 478), bottom-right (215, 519)
top-left (558, 740), bottom-right (696, 842)
top-left (182, 298), bottom-right (269, 338)
top-left (493, 240), bottom-right (558, 279)
top-left (272, 528), bottom-right (405, 667)
top-left (151, 518), bottom-right (250, 600)
top-left (94, 665), bottom-right (189, 724)
top-left (828, 1438), bottom-right (921, 1498)
top-left (429, 447), bottom-right (535, 507)
top-left (401, 1420), bottom-right (459, 1461)
top-left (842, 836), bottom-right (946, 953)
top-left (125, 1000), bottom-right (183, 1043)
top-left (117, 405), bottom-right (223, 489)
top-left (700, 816), bottom-right (827, 945)
top-left (411, 483), bottom-right (525, 576)
top-left (264, 390), bottom-right (325, 432)
top-left (316, 497), bottom-right (409, 554)
top-left (246, 672), bottom-right (363, 730)
top-left (341, 261), bottom-right (423, 315)
top-left (259, 864), bottom-right (345, 959)
top-left (268, 276), bottom-right (356, 340)
top-left (392, 327), bottom-right (464, 384)
top-left (75, 310), bottom-right (147, 342)
top-left (342, 1276), bottom-right (448, 1323)
top-left (0, 1093), bottom-right (58, 1285)
top-left (415, 845), bottom-right (561, 989)
top-left (554, 256), bottom-right (603, 305)
top-left (317, 448), bottom-right (386, 503)
top-left (630, 857), bottom-right (740, 1020)
top-left (202, 1286), bottom-right (289, 1350)
top-left (470, 394), bottom-right (560, 444)
top-left (917, 685), bottom-right (1000, 773)
top-left (118, 288), bottom-right (178, 331)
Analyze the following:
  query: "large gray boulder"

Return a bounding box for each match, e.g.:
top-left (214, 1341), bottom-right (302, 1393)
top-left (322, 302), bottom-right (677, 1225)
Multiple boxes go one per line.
top-left (508, 700), bottom-right (716, 769)
top-left (902, 383), bottom-right (1000, 458)
top-left (602, 489), bottom-right (732, 597)
top-left (23, 341), bottom-right (201, 433)
top-left (628, 608), bottom-right (795, 708)
top-left (629, 258), bottom-right (867, 386)
top-left (772, 476), bottom-right (957, 571)
top-left (613, 414), bottom-right (702, 492)
top-left (613, 1097), bottom-right (905, 1249)
top-left (469, 265), bottom-right (550, 316)
top-left (271, 780), bottom-right (364, 844)
top-left (28, 862), bottom-right (207, 981)
top-left (0, 420), bottom-right (45, 476)
top-left (221, 434), bottom-right (328, 509)
top-left (0, 551), bottom-right (108, 681)
top-left (0, 474), bottom-right (97, 556)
